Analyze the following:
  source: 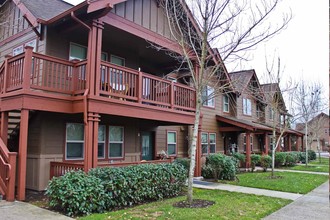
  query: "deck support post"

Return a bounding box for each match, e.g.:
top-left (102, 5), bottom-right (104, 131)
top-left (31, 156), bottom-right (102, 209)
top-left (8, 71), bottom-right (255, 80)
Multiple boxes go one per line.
top-left (287, 134), bottom-right (292, 151)
top-left (17, 109), bottom-right (29, 201)
top-left (84, 113), bottom-right (100, 172)
top-left (0, 112), bottom-right (8, 145)
top-left (245, 132), bottom-right (251, 169)
top-left (264, 133), bottom-right (269, 155)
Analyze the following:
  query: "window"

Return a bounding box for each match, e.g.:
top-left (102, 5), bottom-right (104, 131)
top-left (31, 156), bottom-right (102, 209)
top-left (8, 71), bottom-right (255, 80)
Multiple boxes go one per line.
top-left (243, 134), bottom-right (253, 152)
top-left (202, 132), bottom-right (216, 154)
top-left (110, 55), bottom-right (125, 66)
top-left (202, 86), bottom-right (215, 107)
top-left (70, 43), bottom-right (87, 60)
top-left (243, 98), bottom-right (252, 115)
top-left (66, 123), bottom-right (84, 160)
top-left (167, 131), bottom-right (177, 155)
top-left (109, 126), bottom-right (124, 158)
top-left (13, 45), bottom-right (23, 56)
top-left (223, 95), bottom-right (229, 112)
top-left (13, 39), bottom-right (37, 56)
top-left (256, 105), bottom-right (261, 118)
top-left (269, 107), bottom-right (274, 120)
top-left (98, 125), bottom-right (106, 159)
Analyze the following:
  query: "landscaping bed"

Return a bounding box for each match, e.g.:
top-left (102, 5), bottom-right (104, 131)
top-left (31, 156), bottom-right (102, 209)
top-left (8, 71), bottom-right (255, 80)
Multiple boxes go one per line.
top-left (78, 188), bottom-right (291, 220)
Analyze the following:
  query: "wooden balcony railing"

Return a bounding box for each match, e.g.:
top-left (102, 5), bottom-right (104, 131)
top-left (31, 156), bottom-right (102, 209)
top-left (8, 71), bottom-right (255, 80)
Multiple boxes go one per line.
top-left (0, 137), bottom-right (17, 201)
top-left (0, 47), bottom-right (196, 113)
top-left (50, 158), bottom-right (174, 179)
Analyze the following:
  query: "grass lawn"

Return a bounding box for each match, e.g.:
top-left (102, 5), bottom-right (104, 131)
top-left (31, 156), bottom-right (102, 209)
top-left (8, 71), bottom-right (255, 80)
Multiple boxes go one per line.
top-left (284, 164), bottom-right (329, 173)
top-left (309, 157), bottom-right (329, 165)
top-left (79, 188), bottom-right (291, 220)
top-left (221, 171), bottom-right (328, 194)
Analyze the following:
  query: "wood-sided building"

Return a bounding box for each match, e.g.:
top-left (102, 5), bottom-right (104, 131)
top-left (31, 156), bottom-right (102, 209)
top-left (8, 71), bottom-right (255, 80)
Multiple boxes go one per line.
top-left (0, 0), bottom-right (200, 201)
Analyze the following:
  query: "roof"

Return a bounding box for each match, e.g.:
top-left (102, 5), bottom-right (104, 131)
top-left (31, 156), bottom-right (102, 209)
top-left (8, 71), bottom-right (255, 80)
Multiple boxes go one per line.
top-left (229, 69), bottom-right (262, 95)
top-left (260, 83), bottom-right (287, 112)
top-left (22, 0), bottom-right (73, 20)
top-left (216, 115), bottom-right (272, 132)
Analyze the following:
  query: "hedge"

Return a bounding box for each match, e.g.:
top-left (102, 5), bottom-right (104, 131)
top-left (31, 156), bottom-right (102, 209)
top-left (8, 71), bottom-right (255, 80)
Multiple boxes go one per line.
top-left (202, 153), bottom-right (236, 180)
top-left (46, 163), bottom-right (186, 216)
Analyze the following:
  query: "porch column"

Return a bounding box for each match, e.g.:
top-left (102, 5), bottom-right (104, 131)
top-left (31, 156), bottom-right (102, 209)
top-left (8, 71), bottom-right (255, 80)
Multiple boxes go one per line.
top-left (194, 123), bottom-right (202, 177)
top-left (17, 109), bottom-right (29, 201)
top-left (288, 134), bottom-right (292, 151)
top-left (92, 114), bottom-right (100, 168)
top-left (84, 113), bottom-right (100, 172)
top-left (0, 111), bottom-right (8, 145)
top-left (92, 19), bottom-right (104, 96)
top-left (264, 133), bottom-right (269, 155)
top-left (245, 132), bottom-right (251, 168)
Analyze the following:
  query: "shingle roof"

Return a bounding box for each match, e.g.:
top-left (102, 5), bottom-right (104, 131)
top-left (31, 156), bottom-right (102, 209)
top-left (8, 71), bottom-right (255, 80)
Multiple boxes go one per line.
top-left (23, 0), bottom-right (73, 20)
top-left (229, 70), bottom-right (255, 93)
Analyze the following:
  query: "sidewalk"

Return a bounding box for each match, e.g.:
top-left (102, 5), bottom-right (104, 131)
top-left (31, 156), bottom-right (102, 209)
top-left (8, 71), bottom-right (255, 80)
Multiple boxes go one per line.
top-left (274, 168), bottom-right (329, 176)
top-left (263, 181), bottom-right (330, 220)
top-left (0, 200), bottom-right (73, 220)
top-left (193, 179), bottom-right (303, 200)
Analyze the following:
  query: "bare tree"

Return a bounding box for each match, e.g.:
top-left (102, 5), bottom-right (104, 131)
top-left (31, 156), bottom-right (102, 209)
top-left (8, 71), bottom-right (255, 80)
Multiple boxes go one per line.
top-left (158, 0), bottom-right (291, 204)
top-left (290, 81), bottom-right (324, 166)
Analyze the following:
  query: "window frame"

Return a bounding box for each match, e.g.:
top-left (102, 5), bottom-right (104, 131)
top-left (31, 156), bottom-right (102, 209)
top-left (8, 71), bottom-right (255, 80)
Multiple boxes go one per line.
top-left (201, 132), bottom-right (216, 155)
top-left (65, 123), bottom-right (84, 161)
top-left (166, 131), bottom-right (177, 156)
top-left (98, 125), bottom-right (106, 159)
top-left (69, 42), bottom-right (87, 61)
top-left (202, 85), bottom-right (215, 108)
top-left (269, 107), bottom-right (275, 120)
top-left (209, 133), bottom-right (216, 154)
top-left (108, 126), bottom-right (124, 159)
top-left (110, 55), bottom-right (125, 66)
top-left (223, 94), bottom-right (229, 113)
top-left (243, 98), bottom-right (252, 116)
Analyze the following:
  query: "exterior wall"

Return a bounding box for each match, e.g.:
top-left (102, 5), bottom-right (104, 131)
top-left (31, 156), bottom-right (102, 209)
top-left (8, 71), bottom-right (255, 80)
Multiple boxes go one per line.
top-left (112, 0), bottom-right (175, 40)
top-left (156, 126), bottom-right (188, 158)
top-left (236, 94), bottom-right (258, 121)
top-left (25, 111), bottom-right (161, 191)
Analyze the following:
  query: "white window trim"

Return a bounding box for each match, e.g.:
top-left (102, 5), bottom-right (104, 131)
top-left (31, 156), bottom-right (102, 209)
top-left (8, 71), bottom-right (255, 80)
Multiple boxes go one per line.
top-left (12, 45), bottom-right (24, 56)
top-left (203, 86), bottom-right (215, 108)
top-left (223, 95), bottom-right (229, 112)
top-left (201, 132), bottom-right (209, 155)
top-left (243, 98), bottom-right (252, 116)
top-left (167, 131), bottom-right (177, 156)
top-left (108, 126), bottom-right (124, 159)
top-left (98, 125), bottom-right (106, 159)
top-left (209, 133), bottom-right (216, 154)
top-left (65, 123), bottom-right (84, 160)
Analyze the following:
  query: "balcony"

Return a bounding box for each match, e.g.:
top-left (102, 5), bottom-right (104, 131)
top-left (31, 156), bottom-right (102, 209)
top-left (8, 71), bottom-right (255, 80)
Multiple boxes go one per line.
top-left (0, 48), bottom-right (196, 120)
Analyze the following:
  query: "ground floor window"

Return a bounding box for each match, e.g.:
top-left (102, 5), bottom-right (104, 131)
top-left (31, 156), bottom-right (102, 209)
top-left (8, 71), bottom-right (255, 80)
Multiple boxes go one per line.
top-left (65, 123), bottom-right (84, 160)
top-left (167, 131), bottom-right (177, 156)
top-left (109, 126), bottom-right (124, 158)
top-left (202, 132), bottom-right (216, 155)
top-left (98, 125), bottom-right (106, 158)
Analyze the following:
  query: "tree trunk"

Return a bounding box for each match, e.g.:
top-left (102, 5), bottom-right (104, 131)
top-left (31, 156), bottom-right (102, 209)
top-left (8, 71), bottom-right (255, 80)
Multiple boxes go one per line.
top-left (187, 98), bottom-right (201, 204)
top-left (305, 123), bottom-right (308, 166)
top-left (271, 130), bottom-right (276, 177)
top-left (317, 137), bottom-right (321, 163)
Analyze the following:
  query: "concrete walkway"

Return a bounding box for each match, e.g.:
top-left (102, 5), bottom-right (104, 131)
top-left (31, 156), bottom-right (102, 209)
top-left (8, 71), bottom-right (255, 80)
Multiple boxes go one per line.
top-left (263, 181), bottom-right (330, 220)
top-left (0, 200), bottom-right (73, 220)
top-left (274, 169), bottom-right (329, 176)
top-left (193, 180), bottom-right (303, 200)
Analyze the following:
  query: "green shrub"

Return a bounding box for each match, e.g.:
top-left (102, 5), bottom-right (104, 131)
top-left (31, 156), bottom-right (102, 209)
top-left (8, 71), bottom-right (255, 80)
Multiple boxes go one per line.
top-left (46, 170), bottom-right (106, 217)
top-left (275, 152), bottom-right (286, 167)
top-left (285, 153), bottom-right (296, 166)
top-left (250, 154), bottom-right (261, 172)
top-left (174, 158), bottom-right (190, 175)
top-left (299, 152), bottom-right (307, 163)
top-left (202, 153), bottom-right (236, 181)
top-left (289, 151), bottom-right (300, 163)
top-left (231, 152), bottom-right (246, 169)
top-left (260, 155), bottom-right (272, 172)
top-left (308, 150), bottom-right (316, 161)
top-left (89, 163), bottom-right (186, 209)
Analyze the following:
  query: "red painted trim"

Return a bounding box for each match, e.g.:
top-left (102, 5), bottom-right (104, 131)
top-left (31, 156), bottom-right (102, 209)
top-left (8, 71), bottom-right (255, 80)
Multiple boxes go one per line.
top-left (0, 28), bottom-right (34, 48)
top-left (101, 13), bottom-right (182, 55)
top-left (12, 0), bottom-right (38, 27)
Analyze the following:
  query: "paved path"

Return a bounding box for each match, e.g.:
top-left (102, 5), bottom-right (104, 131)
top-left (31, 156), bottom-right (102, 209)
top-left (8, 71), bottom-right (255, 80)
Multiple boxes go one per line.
top-left (0, 200), bottom-right (73, 220)
top-left (274, 169), bottom-right (329, 176)
top-left (193, 180), bottom-right (303, 200)
top-left (263, 181), bottom-right (330, 220)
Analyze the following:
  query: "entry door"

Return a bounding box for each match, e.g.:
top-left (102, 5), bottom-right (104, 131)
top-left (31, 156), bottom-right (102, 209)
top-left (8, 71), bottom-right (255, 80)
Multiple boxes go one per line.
top-left (141, 132), bottom-right (154, 160)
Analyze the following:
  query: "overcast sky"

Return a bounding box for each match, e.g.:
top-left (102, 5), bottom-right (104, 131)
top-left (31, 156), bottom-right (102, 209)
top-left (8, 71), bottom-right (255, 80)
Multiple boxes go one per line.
top-left (64, 0), bottom-right (329, 106)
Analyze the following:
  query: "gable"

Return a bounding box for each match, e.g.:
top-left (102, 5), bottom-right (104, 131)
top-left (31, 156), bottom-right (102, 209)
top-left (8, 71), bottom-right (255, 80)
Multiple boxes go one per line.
top-left (0, 0), bottom-right (31, 41)
top-left (111, 0), bottom-right (175, 40)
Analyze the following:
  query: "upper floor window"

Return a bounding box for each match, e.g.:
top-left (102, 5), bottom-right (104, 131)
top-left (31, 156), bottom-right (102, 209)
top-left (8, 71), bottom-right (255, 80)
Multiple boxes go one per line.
top-left (223, 95), bottom-right (229, 112)
top-left (12, 39), bottom-right (37, 56)
top-left (243, 98), bottom-right (252, 115)
top-left (167, 131), bottom-right (177, 156)
top-left (70, 43), bottom-right (87, 60)
top-left (269, 107), bottom-right (275, 120)
top-left (202, 132), bottom-right (216, 155)
top-left (256, 105), bottom-right (261, 118)
top-left (111, 55), bottom-right (125, 66)
top-left (65, 123), bottom-right (84, 160)
top-left (202, 86), bottom-right (215, 108)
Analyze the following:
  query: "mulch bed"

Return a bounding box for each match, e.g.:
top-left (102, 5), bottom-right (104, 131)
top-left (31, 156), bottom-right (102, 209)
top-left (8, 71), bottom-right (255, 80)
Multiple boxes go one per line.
top-left (173, 199), bottom-right (215, 208)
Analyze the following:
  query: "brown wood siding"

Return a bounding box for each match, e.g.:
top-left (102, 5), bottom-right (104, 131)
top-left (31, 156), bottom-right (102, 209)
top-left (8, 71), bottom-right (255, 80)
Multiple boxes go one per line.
top-left (235, 94), bottom-right (259, 122)
top-left (112, 0), bottom-right (174, 40)
top-left (0, 1), bottom-right (30, 42)
top-left (156, 126), bottom-right (188, 158)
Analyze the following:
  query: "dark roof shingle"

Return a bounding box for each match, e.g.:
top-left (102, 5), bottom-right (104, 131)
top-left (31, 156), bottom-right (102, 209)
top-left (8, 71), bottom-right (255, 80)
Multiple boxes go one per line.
top-left (23, 0), bottom-right (73, 20)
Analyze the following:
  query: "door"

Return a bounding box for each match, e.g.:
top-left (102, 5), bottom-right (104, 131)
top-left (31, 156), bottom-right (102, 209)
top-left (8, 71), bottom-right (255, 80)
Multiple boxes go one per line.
top-left (141, 132), bottom-right (154, 160)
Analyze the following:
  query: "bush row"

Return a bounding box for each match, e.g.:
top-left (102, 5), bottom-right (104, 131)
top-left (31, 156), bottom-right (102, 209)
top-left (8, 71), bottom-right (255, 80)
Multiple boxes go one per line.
top-left (46, 163), bottom-right (186, 216)
top-left (201, 153), bottom-right (238, 180)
